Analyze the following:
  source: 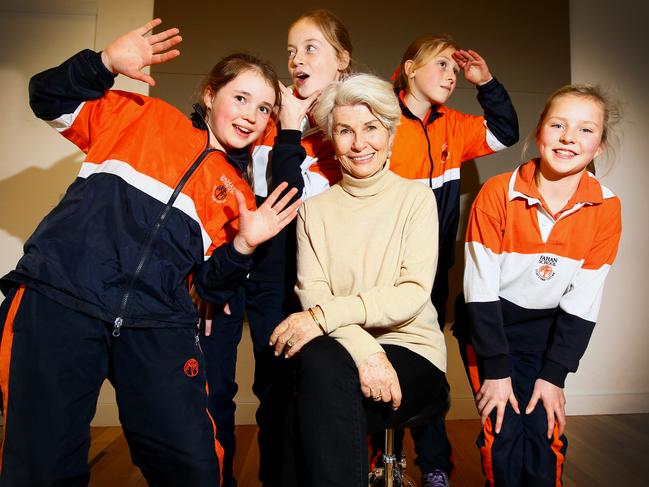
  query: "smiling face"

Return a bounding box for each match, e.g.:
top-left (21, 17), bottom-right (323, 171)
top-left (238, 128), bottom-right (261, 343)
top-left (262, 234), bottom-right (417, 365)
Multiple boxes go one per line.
top-left (406, 46), bottom-right (459, 105)
top-left (331, 104), bottom-right (394, 179)
top-left (537, 94), bottom-right (605, 179)
top-left (203, 69), bottom-right (276, 151)
top-left (287, 19), bottom-right (349, 99)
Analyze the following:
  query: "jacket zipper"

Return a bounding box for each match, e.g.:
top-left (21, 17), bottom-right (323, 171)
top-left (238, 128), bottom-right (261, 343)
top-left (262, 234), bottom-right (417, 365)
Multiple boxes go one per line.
top-left (112, 142), bottom-right (214, 337)
top-left (418, 119), bottom-right (435, 188)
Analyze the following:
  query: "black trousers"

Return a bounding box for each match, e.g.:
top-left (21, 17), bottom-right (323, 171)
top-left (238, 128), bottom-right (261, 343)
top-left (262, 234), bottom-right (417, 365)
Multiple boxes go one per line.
top-left (458, 341), bottom-right (568, 487)
top-left (286, 336), bottom-right (449, 487)
top-left (0, 286), bottom-right (221, 487)
top-left (201, 279), bottom-right (297, 487)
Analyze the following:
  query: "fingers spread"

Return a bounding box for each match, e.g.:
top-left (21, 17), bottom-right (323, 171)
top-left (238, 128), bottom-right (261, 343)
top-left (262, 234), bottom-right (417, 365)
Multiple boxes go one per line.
top-left (136, 18), bottom-right (163, 36)
top-left (264, 181), bottom-right (289, 206)
top-left (234, 189), bottom-right (251, 215)
top-left (148, 28), bottom-right (181, 46)
top-left (151, 50), bottom-right (181, 66)
top-left (128, 71), bottom-right (155, 86)
top-left (277, 198), bottom-right (302, 226)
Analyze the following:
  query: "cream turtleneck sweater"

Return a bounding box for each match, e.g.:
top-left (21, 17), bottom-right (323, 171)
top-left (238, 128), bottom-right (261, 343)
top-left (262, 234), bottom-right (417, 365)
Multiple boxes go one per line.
top-left (295, 161), bottom-right (446, 372)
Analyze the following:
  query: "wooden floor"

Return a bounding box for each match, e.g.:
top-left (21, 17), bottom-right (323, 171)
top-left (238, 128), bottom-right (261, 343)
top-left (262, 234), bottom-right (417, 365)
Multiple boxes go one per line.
top-left (85, 414), bottom-right (649, 486)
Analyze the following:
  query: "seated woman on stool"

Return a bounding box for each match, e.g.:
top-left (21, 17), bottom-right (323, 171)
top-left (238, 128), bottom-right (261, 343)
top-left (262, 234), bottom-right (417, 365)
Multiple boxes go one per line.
top-left (270, 73), bottom-right (450, 487)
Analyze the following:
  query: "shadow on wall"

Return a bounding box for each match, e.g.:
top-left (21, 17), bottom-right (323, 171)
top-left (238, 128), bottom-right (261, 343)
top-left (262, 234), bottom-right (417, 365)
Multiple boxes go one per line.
top-left (0, 154), bottom-right (83, 243)
top-left (446, 158), bottom-right (481, 326)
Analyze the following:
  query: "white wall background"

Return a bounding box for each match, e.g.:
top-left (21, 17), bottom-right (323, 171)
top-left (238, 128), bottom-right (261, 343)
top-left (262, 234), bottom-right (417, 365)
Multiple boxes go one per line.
top-left (564, 0), bottom-right (649, 414)
top-left (0, 0), bottom-right (154, 425)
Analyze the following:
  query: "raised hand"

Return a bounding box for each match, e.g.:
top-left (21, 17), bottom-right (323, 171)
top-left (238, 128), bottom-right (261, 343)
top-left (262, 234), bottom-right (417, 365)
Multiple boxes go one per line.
top-left (101, 18), bottom-right (182, 86)
top-left (526, 378), bottom-right (567, 439)
top-left (358, 352), bottom-right (402, 410)
top-left (475, 377), bottom-right (520, 434)
top-left (452, 49), bottom-right (492, 86)
top-left (232, 182), bottom-right (301, 255)
top-left (278, 82), bottom-right (321, 129)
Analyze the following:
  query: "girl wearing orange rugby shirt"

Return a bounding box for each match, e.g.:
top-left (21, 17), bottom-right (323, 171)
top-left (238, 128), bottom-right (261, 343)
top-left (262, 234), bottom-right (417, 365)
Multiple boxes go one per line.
top-left (458, 85), bottom-right (621, 486)
top-left (388, 36), bottom-right (519, 487)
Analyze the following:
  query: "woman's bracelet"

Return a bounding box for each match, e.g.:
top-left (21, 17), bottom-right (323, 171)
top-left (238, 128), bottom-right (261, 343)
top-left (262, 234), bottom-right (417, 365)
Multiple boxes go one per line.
top-left (308, 306), bottom-right (326, 334)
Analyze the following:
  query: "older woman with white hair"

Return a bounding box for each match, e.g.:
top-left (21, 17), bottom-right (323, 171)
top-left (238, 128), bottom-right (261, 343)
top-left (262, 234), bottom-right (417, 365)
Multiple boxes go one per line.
top-left (269, 74), bottom-right (449, 486)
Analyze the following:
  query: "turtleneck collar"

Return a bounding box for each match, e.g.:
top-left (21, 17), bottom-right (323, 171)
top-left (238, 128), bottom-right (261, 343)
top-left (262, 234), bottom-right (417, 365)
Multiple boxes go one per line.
top-left (339, 159), bottom-right (393, 197)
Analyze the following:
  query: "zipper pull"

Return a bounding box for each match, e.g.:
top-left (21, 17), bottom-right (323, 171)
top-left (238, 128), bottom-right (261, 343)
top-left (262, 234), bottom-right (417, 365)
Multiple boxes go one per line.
top-left (113, 317), bottom-right (123, 337)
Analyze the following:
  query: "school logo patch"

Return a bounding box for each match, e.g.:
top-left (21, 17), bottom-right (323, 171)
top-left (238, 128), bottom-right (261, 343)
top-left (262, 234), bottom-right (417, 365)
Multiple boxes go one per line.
top-left (440, 141), bottom-right (450, 163)
top-left (535, 255), bottom-right (557, 281)
top-left (184, 358), bottom-right (199, 377)
top-left (212, 184), bottom-right (228, 203)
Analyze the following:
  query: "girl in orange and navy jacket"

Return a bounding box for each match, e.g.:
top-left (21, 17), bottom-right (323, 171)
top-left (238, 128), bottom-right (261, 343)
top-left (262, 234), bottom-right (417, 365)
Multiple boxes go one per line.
top-left (457, 85), bottom-right (622, 486)
top-left (387, 35), bottom-right (519, 485)
top-left (0, 20), bottom-right (302, 487)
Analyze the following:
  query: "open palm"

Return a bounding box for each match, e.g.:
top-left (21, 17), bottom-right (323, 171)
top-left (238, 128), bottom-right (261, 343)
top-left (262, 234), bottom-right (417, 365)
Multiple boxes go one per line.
top-left (101, 18), bottom-right (182, 86)
top-left (233, 182), bottom-right (302, 255)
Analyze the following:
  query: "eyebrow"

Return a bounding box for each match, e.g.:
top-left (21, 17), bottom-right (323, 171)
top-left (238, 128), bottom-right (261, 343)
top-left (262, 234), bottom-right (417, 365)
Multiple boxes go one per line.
top-left (547, 115), bottom-right (601, 125)
top-left (288, 38), bottom-right (322, 47)
top-left (234, 90), bottom-right (274, 108)
top-left (438, 55), bottom-right (459, 66)
top-left (334, 119), bottom-right (380, 129)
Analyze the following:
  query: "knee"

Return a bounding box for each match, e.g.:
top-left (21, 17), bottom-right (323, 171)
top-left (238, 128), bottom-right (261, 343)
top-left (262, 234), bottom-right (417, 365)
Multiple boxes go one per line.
top-left (297, 336), bottom-right (356, 390)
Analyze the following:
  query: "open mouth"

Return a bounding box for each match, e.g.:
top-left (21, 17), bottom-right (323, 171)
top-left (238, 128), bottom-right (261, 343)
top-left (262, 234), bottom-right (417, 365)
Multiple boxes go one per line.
top-left (294, 72), bottom-right (310, 84)
top-left (233, 124), bottom-right (253, 137)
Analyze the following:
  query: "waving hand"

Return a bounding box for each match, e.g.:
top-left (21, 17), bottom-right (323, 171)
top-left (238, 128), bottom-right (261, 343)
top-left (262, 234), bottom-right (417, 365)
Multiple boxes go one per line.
top-left (233, 182), bottom-right (302, 255)
top-left (101, 18), bottom-right (182, 86)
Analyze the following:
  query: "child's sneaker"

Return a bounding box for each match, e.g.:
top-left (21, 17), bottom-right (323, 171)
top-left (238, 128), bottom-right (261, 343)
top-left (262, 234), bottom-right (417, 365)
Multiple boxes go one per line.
top-left (422, 469), bottom-right (450, 487)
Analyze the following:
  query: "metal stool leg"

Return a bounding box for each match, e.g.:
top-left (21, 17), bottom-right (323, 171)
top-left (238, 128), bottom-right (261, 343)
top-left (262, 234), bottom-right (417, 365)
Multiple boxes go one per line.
top-left (384, 428), bottom-right (396, 487)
